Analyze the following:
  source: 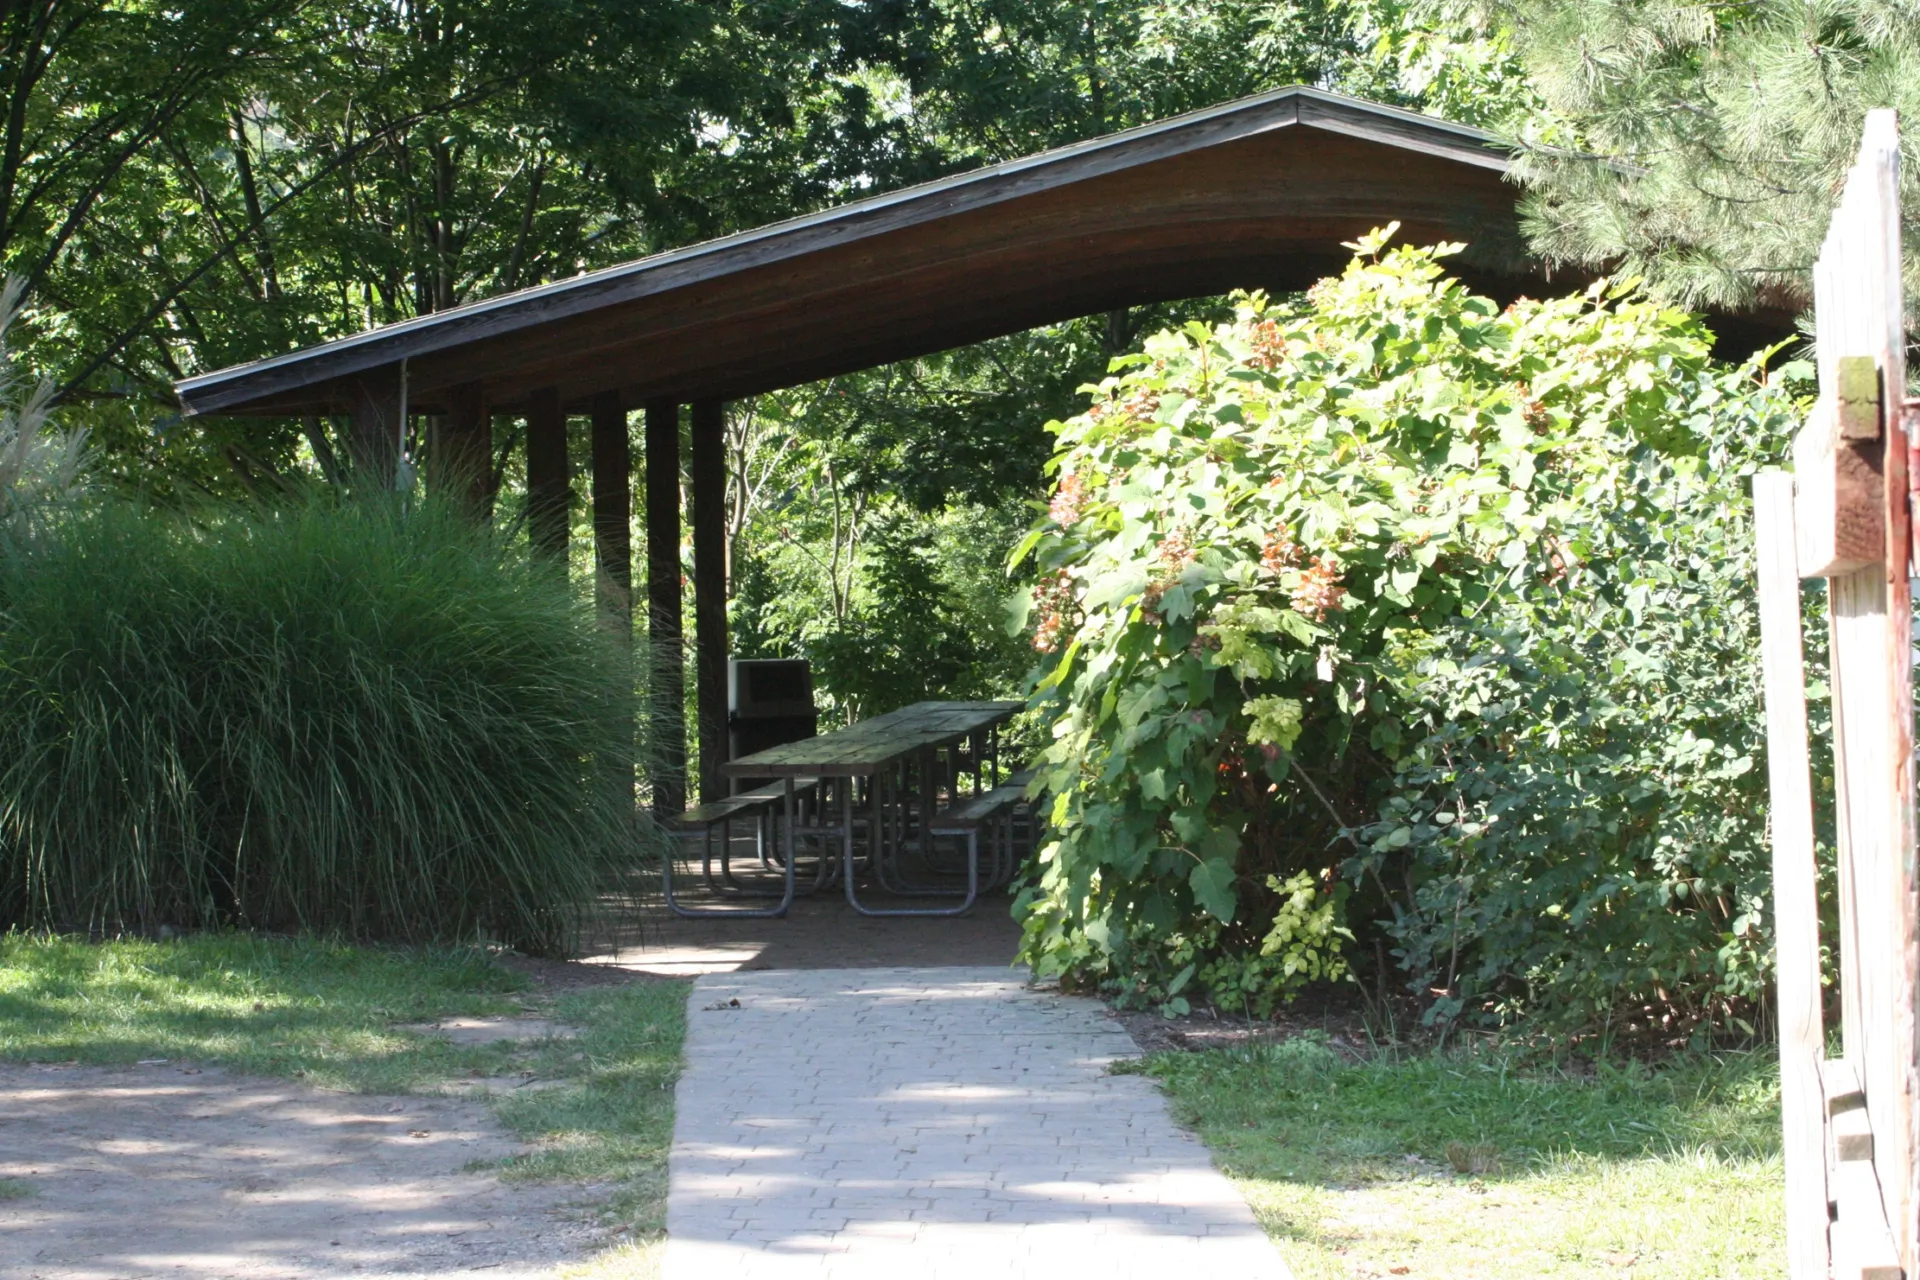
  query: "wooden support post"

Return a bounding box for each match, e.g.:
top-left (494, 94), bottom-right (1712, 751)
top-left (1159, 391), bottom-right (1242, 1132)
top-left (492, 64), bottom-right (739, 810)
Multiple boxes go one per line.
top-left (690, 398), bottom-right (728, 804)
top-left (591, 390), bottom-right (635, 806)
top-left (1754, 471), bottom-right (1830, 1280)
top-left (435, 381), bottom-right (491, 520)
top-left (526, 385), bottom-right (569, 562)
top-left (645, 398), bottom-right (685, 818)
top-left (590, 391), bottom-right (634, 627)
top-left (345, 368), bottom-right (403, 490)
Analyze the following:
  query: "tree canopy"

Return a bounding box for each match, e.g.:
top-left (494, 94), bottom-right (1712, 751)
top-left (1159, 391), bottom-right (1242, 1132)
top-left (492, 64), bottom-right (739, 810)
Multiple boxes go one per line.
top-left (1478, 0), bottom-right (1919, 317)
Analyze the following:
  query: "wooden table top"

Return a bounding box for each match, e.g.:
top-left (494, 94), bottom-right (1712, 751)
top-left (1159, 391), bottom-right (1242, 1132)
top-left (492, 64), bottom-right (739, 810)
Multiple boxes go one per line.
top-left (721, 700), bottom-right (1023, 777)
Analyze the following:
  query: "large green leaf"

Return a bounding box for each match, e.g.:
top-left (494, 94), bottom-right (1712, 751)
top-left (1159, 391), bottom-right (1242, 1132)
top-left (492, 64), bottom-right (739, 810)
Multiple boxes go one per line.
top-left (1189, 857), bottom-right (1238, 923)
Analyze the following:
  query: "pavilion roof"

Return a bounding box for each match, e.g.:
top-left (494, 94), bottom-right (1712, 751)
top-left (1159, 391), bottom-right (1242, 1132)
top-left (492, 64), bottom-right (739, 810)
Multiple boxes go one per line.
top-left (174, 86), bottom-right (1789, 419)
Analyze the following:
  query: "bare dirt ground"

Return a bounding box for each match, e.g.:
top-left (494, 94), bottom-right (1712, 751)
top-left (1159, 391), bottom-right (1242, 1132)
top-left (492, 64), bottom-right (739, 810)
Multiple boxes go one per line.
top-left (0, 1061), bottom-right (597, 1280)
top-left (1106, 984), bottom-right (1381, 1058)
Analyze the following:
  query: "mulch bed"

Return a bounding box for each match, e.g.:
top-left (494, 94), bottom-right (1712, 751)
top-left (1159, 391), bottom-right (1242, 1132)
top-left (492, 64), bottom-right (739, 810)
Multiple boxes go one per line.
top-left (1105, 985), bottom-right (1389, 1061)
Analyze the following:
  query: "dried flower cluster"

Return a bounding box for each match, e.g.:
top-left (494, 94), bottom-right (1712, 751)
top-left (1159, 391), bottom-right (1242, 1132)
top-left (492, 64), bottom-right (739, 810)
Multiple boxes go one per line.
top-left (1154, 527), bottom-right (1196, 571)
top-left (1260, 523), bottom-right (1303, 572)
top-left (1248, 319), bottom-right (1287, 371)
top-left (1133, 528), bottom-right (1203, 626)
top-left (1139, 580), bottom-right (1165, 626)
top-left (1289, 553), bottom-right (1346, 621)
top-left (1512, 382), bottom-right (1551, 432)
top-left (1048, 471), bottom-right (1087, 526)
top-left (1030, 570), bottom-right (1077, 653)
top-left (1089, 385), bottom-right (1161, 425)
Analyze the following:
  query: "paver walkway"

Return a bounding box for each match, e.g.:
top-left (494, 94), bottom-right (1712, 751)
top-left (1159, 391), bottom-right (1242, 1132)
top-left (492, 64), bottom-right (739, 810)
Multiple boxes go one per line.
top-left (663, 966), bottom-right (1289, 1279)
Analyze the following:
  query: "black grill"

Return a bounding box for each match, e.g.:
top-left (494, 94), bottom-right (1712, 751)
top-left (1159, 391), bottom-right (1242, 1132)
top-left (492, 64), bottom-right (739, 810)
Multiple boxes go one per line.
top-left (727, 658), bottom-right (817, 792)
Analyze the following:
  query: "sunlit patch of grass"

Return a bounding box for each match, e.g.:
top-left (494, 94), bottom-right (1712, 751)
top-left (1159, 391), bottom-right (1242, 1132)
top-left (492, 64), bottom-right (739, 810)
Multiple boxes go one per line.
top-left (555, 1237), bottom-right (665, 1280)
top-left (0, 932), bottom-right (529, 1091)
top-left (0, 932), bottom-right (690, 1258)
top-left (487, 982), bottom-right (687, 1251)
top-left (1146, 1035), bottom-right (1785, 1279)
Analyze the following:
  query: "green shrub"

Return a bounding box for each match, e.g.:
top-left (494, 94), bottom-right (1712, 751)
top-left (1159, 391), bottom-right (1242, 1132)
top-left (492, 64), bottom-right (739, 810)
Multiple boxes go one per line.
top-left (1014, 229), bottom-right (1805, 1031)
top-left (0, 495), bottom-right (640, 953)
top-left (1128, 872), bottom-right (1354, 1019)
top-left (1353, 498), bottom-right (1797, 1035)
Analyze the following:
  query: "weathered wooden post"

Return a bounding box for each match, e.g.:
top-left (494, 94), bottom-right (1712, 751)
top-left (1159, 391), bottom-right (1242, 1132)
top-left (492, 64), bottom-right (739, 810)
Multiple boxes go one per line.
top-left (435, 380), bottom-right (492, 520)
top-left (690, 398), bottom-right (729, 804)
top-left (590, 391), bottom-right (634, 625)
top-left (345, 367), bottom-right (404, 490)
top-left (526, 385), bottom-right (569, 562)
top-left (646, 398), bottom-right (686, 818)
top-left (1754, 471), bottom-right (1830, 1280)
top-left (590, 390), bottom-right (635, 804)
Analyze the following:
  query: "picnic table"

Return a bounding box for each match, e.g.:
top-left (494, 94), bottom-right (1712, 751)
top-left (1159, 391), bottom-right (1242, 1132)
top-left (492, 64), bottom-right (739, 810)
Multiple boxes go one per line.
top-left (723, 699), bottom-right (1021, 777)
top-left (715, 699), bottom-right (1025, 917)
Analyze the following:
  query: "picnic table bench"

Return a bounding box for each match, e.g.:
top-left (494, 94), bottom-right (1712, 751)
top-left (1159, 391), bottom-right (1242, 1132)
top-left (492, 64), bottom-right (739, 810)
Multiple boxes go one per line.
top-left (927, 767), bottom-right (1036, 893)
top-left (663, 779), bottom-right (825, 917)
top-left (663, 700), bottom-right (1029, 918)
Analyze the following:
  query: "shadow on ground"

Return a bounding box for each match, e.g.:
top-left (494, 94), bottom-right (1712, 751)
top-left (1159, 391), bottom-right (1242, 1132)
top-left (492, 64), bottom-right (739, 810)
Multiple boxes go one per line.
top-left (0, 1062), bottom-right (589, 1280)
top-left (662, 967), bottom-right (1288, 1280)
top-left (588, 873), bottom-right (1025, 976)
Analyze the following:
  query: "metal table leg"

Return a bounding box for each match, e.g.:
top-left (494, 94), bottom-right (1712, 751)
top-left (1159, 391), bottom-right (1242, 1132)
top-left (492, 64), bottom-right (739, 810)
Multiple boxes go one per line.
top-left (843, 780), bottom-right (980, 917)
top-left (663, 779), bottom-right (797, 918)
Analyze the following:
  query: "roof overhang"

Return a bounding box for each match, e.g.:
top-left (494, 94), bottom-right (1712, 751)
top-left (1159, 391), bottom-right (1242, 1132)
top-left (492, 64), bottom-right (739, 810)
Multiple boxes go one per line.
top-left (174, 87), bottom-right (1791, 418)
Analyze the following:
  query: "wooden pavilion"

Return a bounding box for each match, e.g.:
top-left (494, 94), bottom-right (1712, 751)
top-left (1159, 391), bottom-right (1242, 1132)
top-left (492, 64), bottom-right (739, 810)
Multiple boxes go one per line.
top-left (171, 86), bottom-right (1791, 812)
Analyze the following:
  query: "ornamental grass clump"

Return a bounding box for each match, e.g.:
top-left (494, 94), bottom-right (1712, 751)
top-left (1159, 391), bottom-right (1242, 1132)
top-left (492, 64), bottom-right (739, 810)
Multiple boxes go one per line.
top-left (0, 496), bottom-right (642, 954)
top-left (1016, 227), bottom-right (1806, 1033)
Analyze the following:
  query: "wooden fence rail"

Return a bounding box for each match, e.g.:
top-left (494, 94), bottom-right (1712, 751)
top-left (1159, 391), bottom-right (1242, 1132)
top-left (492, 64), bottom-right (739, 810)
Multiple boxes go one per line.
top-left (1757, 107), bottom-right (1913, 1280)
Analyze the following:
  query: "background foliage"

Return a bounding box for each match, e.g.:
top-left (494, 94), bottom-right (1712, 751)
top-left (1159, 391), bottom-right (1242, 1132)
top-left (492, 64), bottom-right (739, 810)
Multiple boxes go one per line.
top-left (14, 0), bottom-right (1893, 731)
top-left (1471, 0), bottom-right (1920, 319)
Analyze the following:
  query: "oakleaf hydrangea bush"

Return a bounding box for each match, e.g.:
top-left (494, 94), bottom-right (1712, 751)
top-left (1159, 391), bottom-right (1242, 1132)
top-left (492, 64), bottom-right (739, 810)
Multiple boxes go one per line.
top-left (1014, 228), bottom-right (1808, 1033)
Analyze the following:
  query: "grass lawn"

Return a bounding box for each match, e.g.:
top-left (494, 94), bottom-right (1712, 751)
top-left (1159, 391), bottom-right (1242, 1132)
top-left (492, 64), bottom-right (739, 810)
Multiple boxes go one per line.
top-left (0, 932), bottom-right (687, 1271)
top-left (1137, 1034), bottom-right (1783, 1280)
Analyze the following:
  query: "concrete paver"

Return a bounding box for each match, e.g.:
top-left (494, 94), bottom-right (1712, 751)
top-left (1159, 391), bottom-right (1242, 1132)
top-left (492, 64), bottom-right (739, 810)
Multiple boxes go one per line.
top-left (662, 966), bottom-right (1289, 1279)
